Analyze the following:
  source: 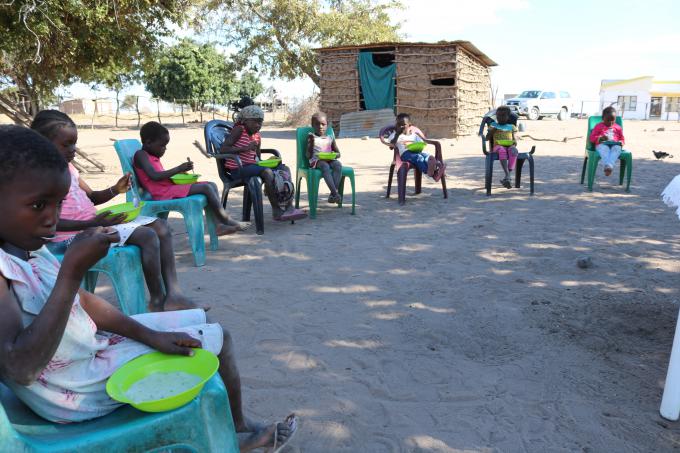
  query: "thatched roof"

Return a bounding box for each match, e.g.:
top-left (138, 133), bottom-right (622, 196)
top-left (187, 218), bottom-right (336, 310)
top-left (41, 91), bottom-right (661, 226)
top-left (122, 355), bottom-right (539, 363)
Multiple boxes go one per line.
top-left (315, 41), bottom-right (497, 67)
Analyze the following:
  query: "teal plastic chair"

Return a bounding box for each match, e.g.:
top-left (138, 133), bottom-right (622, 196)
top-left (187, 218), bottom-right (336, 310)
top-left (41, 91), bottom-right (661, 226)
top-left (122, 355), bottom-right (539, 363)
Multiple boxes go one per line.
top-left (113, 139), bottom-right (219, 267)
top-left (0, 375), bottom-right (239, 452)
top-left (295, 126), bottom-right (356, 218)
top-left (48, 245), bottom-right (147, 316)
top-left (580, 115), bottom-right (632, 192)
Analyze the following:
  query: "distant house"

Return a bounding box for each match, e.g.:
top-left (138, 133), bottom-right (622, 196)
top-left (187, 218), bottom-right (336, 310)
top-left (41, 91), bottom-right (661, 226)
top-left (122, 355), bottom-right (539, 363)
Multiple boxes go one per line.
top-left (599, 76), bottom-right (680, 120)
top-left (60, 98), bottom-right (116, 115)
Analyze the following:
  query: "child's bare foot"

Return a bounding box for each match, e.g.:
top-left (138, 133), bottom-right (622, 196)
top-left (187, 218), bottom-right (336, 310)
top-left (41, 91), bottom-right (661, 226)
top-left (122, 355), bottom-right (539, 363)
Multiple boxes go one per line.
top-left (604, 166), bottom-right (612, 176)
top-left (426, 156), bottom-right (436, 177)
top-left (162, 294), bottom-right (211, 312)
top-left (226, 218), bottom-right (251, 231)
top-left (216, 224), bottom-right (239, 236)
top-left (238, 414), bottom-right (298, 452)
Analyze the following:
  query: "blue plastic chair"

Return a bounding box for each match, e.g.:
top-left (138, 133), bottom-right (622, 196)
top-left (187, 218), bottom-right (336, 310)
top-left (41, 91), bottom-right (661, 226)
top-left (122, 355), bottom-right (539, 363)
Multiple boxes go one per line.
top-left (295, 126), bottom-right (356, 218)
top-left (0, 375), bottom-right (239, 452)
top-left (48, 245), bottom-right (147, 316)
top-left (113, 139), bottom-right (219, 267)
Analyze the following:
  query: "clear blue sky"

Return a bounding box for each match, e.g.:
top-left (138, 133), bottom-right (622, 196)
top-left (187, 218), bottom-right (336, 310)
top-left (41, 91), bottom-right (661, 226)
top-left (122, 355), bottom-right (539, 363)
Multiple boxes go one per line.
top-left (68, 0), bottom-right (680, 105)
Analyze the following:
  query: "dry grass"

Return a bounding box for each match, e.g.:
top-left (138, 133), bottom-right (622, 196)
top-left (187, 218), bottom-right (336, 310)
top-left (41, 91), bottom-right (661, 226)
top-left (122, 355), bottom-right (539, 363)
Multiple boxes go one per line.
top-left (284, 94), bottom-right (320, 128)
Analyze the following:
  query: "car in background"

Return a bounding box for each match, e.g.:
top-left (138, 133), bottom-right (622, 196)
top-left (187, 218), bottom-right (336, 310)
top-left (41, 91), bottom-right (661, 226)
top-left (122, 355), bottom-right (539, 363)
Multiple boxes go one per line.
top-left (505, 90), bottom-right (572, 120)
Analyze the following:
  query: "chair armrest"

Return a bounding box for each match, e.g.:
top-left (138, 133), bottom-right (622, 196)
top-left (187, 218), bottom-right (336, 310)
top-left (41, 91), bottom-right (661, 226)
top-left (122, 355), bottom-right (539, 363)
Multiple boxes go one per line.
top-left (481, 136), bottom-right (489, 156)
top-left (260, 148), bottom-right (281, 158)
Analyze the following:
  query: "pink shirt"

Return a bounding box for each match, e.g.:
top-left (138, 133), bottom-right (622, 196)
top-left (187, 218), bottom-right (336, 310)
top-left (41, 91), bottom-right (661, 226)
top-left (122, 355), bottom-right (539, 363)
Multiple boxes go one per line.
top-left (133, 150), bottom-right (191, 201)
top-left (590, 122), bottom-right (625, 145)
top-left (52, 164), bottom-right (97, 242)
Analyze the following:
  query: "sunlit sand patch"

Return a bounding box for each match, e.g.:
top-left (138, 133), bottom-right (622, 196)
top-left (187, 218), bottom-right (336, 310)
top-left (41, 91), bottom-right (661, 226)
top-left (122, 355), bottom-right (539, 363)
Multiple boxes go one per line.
top-left (560, 280), bottom-right (636, 293)
top-left (373, 312), bottom-right (406, 320)
top-left (395, 243), bottom-right (433, 253)
top-left (490, 268), bottom-right (513, 275)
top-left (273, 351), bottom-right (320, 370)
top-left (325, 339), bottom-right (383, 349)
top-left (315, 285), bottom-right (379, 293)
top-left (364, 300), bottom-right (396, 307)
top-left (478, 250), bottom-right (520, 263)
top-left (408, 302), bottom-right (456, 314)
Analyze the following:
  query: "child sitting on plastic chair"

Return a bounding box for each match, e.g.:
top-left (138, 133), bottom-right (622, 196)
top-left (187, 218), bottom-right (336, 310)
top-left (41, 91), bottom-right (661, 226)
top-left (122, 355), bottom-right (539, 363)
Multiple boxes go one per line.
top-left (306, 111), bottom-right (343, 203)
top-left (0, 125), bottom-right (298, 453)
top-left (381, 113), bottom-right (446, 181)
top-left (133, 121), bottom-right (249, 236)
top-left (486, 105), bottom-right (519, 189)
top-left (31, 110), bottom-right (199, 313)
top-left (590, 106), bottom-right (625, 177)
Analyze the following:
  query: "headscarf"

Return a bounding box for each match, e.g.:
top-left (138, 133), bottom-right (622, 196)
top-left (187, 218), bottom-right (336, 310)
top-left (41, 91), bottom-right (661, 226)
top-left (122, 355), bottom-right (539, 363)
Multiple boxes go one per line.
top-left (240, 105), bottom-right (264, 120)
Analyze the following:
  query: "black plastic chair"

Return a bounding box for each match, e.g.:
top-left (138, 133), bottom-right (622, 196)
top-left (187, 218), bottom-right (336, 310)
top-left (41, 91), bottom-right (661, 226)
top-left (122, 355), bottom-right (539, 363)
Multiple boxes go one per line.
top-left (202, 119), bottom-right (281, 235)
top-left (479, 110), bottom-right (535, 196)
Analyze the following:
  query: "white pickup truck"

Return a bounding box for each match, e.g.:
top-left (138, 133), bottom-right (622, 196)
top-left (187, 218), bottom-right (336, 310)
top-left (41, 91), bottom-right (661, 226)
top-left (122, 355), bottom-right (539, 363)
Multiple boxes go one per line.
top-left (505, 90), bottom-right (573, 121)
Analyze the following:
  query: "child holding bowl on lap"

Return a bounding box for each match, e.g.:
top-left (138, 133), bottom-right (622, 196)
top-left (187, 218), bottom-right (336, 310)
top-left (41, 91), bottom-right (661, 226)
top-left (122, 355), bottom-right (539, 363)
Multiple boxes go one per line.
top-left (31, 111), bottom-right (196, 313)
top-left (133, 121), bottom-right (248, 235)
top-left (306, 111), bottom-right (343, 203)
top-left (0, 125), bottom-right (297, 452)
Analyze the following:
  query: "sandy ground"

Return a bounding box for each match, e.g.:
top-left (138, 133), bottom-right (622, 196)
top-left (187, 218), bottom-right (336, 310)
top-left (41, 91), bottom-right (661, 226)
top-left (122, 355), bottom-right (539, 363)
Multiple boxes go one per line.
top-left (73, 117), bottom-right (680, 452)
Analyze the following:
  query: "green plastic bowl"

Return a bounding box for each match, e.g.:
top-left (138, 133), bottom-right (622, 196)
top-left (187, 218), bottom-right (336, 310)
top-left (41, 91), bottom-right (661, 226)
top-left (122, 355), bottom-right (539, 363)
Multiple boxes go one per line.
top-left (96, 202), bottom-right (145, 222)
top-left (170, 174), bottom-right (200, 185)
top-left (258, 157), bottom-right (282, 168)
top-left (106, 349), bottom-right (219, 413)
top-left (406, 142), bottom-right (426, 152)
top-left (317, 152), bottom-right (337, 160)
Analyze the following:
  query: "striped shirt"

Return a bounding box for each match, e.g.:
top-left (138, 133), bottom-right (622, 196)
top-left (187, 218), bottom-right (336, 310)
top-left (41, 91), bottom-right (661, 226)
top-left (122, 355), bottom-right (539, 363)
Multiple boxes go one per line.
top-left (224, 125), bottom-right (261, 170)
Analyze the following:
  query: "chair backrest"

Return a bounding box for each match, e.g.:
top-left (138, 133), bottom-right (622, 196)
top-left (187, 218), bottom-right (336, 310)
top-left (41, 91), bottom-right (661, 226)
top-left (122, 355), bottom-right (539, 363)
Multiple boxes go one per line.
top-left (295, 126), bottom-right (336, 171)
top-left (478, 108), bottom-right (519, 155)
top-left (113, 139), bottom-right (153, 202)
top-left (585, 115), bottom-right (624, 152)
top-left (203, 119), bottom-right (235, 182)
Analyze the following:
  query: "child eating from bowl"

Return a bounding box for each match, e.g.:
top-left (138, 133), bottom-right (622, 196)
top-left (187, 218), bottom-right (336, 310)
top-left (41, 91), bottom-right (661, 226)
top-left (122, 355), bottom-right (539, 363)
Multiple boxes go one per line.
top-left (133, 121), bottom-right (249, 235)
top-left (306, 111), bottom-right (343, 203)
top-left (31, 110), bottom-right (197, 313)
top-left (0, 125), bottom-right (297, 452)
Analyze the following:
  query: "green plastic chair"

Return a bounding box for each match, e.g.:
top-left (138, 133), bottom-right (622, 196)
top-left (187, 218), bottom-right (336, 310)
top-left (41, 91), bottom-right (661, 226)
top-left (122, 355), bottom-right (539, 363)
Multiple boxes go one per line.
top-left (0, 375), bottom-right (239, 452)
top-left (114, 139), bottom-right (219, 267)
top-left (294, 127), bottom-right (356, 218)
top-left (48, 245), bottom-right (147, 316)
top-left (580, 115), bottom-right (632, 192)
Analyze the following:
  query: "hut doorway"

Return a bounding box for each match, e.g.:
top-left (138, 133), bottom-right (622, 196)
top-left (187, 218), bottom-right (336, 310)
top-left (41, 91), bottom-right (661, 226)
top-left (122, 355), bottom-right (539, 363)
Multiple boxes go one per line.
top-left (358, 49), bottom-right (396, 110)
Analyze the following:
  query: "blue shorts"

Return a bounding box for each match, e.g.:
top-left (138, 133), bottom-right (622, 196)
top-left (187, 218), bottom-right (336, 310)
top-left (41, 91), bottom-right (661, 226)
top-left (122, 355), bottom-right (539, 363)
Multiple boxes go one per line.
top-left (401, 151), bottom-right (431, 173)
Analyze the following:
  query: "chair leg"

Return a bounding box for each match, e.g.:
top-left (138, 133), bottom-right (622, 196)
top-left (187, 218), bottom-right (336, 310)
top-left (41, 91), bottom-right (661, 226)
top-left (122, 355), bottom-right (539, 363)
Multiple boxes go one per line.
top-left (221, 186), bottom-right (230, 210)
top-left (349, 172), bottom-right (356, 214)
top-left (295, 175), bottom-right (303, 209)
top-left (485, 154), bottom-right (493, 196)
top-left (91, 247), bottom-right (147, 315)
top-left (580, 156), bottom-right (588, 185)
top-left (587, 152), bottom-right (599, 191)
top-left (386, 163), bottom-right (395, 198)
top-left (248, 177), bottom-right (264, 235)
top-left (397, 165), bottom-right (408, 205)
top-left (515, 158), bottom-right (525, 188)
top-left (183, 200), bottom-right (207, 267)
top-left (415, 169), bottom-right (422, 194)
top-left (528, 155), bottom-right (535, 195)
top-left (307, 174), bottom-right (320, 219)
top-left (625, 155), bottom-right (632, 192)
top-left (242, 184), bottom-right (252, 222)
top-left (441, 173), bottom-right (448, 199)
top-left (338, 176), bottom-right (345, 208)
top-left (619, 158), bottom-right (626, 186)
top-left (205, 208), bottom-right (219, 252)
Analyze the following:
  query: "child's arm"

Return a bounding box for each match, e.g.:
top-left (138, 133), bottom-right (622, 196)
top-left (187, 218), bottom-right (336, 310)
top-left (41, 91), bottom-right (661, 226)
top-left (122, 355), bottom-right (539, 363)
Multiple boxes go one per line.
top-left (78, 290), bottom-right (200, 356)
top-left (306, 134), bottom-right (314, 160)
top-left (331, 138), bottom-right (341, 158)
top-left (0, 228), bottom-right (116, 385)
top-left (220, 126), bottom-right (258, 155)
top-left (590, 124), bottom-right (606, 144)
top-left (134, 150), bottom-right (192, 181)
top-left (81, 174), bottom-right (132, 205)
top-left (57, 211), bottom-right (127, 231)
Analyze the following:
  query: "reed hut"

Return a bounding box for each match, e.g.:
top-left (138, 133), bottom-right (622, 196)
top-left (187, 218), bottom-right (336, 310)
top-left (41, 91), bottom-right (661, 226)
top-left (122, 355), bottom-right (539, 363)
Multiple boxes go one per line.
top-left (316, 41), bottom-right (496, 138)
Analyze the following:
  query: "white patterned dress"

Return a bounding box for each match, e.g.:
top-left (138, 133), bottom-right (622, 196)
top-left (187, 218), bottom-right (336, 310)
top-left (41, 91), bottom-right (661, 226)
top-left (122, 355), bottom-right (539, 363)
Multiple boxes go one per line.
top-left (0, 246), bottom-right (222, 423)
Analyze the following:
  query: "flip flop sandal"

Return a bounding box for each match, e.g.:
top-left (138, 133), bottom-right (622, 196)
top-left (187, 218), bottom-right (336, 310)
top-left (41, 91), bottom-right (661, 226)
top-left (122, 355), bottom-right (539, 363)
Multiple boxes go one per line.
top-left (275, 209), bottom-right (307, 221)
top-left (265, 414), bottom-right (298, 453)
top-left (501, 178), bottom-right (512, 189)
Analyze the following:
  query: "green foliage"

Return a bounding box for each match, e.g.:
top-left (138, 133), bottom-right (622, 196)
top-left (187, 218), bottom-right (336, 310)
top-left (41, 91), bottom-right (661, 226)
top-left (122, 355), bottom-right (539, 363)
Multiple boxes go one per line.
top-left (0, 1), bottom-right (194, 117)
top-left (203, 0), bottom-right (402, 86)
top-left (143, 39), bottom-right (236, 110)
top-left (237, 72), bottom-right (264, 98)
